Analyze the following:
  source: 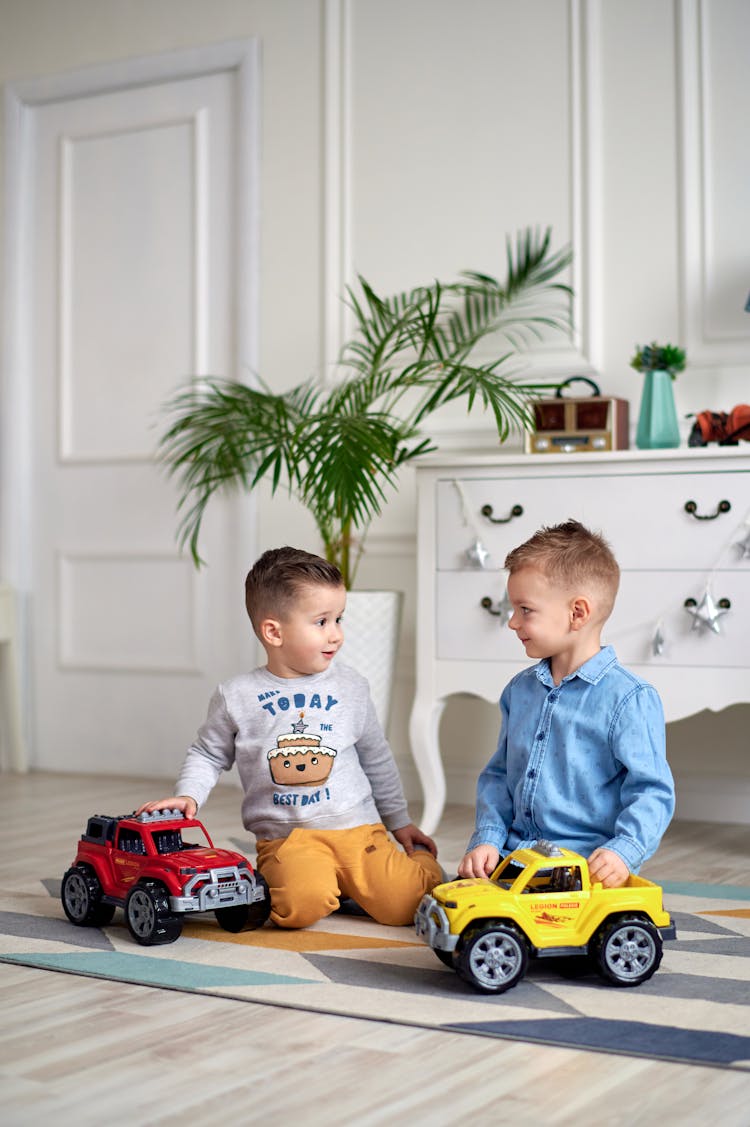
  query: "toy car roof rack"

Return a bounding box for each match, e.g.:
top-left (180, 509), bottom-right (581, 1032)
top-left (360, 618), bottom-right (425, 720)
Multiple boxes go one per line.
top-left (531, 839), bottom-right (565, 858)
top-left (133, 809), bottom-right (187, 823)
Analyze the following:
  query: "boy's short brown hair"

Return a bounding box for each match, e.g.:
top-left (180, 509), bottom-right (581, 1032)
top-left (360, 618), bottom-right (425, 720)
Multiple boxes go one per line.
top-left (504, 519), bottom-right (620, 619)
top-left (244, 546), bottom-right (344, 636)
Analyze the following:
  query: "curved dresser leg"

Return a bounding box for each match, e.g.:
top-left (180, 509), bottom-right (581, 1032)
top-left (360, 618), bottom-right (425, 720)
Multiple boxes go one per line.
top-left (409, 693), bottom-right (447, 836)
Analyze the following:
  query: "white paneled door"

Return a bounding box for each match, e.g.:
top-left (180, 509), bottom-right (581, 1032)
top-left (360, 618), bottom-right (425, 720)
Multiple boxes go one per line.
top-left (11, 48), bottom-right (259, 777)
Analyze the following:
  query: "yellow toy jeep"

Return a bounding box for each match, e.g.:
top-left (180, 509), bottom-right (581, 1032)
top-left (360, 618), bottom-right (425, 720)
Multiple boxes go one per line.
top-left (415, 839), bottom-right (676, 993)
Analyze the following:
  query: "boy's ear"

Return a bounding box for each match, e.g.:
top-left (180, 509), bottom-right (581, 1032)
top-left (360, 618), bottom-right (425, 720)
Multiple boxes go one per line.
top-left (259, 617), bottom-right (283, 647)
top-left (569, 595), bottom-right (592, 630)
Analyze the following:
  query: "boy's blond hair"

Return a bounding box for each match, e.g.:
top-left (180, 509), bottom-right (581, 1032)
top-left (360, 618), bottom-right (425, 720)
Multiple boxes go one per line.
top-left (504, 519), bottom-right (620, 619)
top-left (245, 546), bottom-right (344, 637)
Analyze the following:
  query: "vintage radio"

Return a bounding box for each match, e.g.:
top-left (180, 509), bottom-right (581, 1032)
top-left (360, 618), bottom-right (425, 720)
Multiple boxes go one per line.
top-left (525, 376), bottom-right (629, 454)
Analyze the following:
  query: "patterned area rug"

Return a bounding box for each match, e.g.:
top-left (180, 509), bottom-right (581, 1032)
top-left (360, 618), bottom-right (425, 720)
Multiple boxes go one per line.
top-left (1, 877), bottom-right (749, 1071)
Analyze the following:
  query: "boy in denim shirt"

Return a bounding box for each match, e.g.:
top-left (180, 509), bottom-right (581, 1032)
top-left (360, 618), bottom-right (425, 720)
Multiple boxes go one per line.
top-left (458, 520), bottom-right (674, 888)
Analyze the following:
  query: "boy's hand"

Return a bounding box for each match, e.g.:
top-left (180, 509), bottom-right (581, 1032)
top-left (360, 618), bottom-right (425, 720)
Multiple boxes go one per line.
top-left (588, 847), bottom-right (629, 888)
top-left (458, 844), bottom-right (500, 879)
top-left (392, 823), bottom-right (438, 857)
top-left (135, 796), bottom-right (198, 819)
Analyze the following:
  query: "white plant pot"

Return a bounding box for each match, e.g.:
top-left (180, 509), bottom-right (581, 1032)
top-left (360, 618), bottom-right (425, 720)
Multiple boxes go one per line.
top-left (341, 590), bottom-right (403, 732)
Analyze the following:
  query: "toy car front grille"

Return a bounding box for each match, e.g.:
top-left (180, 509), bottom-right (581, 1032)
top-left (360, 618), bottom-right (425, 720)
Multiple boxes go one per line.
top-left (171, 866), bottom-right (264, 913)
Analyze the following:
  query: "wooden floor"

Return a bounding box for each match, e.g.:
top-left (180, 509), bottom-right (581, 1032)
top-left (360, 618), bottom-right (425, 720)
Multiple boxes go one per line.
top-left (2, 771), bottom-right (749, 1126)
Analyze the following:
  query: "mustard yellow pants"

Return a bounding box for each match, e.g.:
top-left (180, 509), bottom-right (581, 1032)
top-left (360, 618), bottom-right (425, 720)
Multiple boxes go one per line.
top-left (255, 823), bottom-right (443, 929)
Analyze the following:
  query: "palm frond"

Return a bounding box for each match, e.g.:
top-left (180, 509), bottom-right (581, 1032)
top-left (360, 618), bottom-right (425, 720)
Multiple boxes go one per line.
top-left (159, 378), bottom-right (315, 563)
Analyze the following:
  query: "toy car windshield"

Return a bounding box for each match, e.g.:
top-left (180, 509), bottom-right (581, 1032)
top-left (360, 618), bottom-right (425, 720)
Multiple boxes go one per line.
top-left (491, 857), bottom-right (528, 888)
top-left (152, 827), bottom-right (209, 854)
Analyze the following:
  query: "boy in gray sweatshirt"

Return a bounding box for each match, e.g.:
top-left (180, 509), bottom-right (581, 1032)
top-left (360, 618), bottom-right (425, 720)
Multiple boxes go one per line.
top-left (138, 546), bottom-right (442, 928)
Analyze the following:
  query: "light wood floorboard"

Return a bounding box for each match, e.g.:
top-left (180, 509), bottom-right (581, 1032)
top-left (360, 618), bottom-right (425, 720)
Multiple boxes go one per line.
top-left (2, 771), bottom-right (749, 1126)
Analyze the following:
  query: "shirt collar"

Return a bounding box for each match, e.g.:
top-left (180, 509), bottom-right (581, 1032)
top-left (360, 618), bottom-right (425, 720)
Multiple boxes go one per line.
top-left (535, 645), bottom-right (617, 688)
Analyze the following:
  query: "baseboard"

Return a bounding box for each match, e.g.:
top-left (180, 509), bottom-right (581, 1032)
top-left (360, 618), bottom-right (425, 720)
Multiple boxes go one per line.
top-left (399, 764), bottom-right (478, 812)
top-left (674, 771), bottom-right (750, 825)
top-left (400, 764), bottom-right (750, 827)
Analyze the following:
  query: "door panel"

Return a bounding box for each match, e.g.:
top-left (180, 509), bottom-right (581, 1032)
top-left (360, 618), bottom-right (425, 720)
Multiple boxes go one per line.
top-left (26, 65), bottom-right (255, 777)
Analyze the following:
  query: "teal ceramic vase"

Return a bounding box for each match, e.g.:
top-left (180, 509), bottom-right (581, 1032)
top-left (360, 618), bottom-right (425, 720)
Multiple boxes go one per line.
top-left (636, 369), bottom-right (680, 449)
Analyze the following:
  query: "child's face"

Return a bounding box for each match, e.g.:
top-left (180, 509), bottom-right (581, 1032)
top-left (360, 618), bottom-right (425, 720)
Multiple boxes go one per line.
top-left (506, 565), bottom-right (576, 661)
top-left (265, 582), bottom-right (346, 678)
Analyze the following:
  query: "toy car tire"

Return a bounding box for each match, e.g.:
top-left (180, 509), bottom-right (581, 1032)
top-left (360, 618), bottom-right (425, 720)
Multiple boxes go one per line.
top-left (214, 905), bottom-right (250, 932)
top-left (61, 866), bottom-right (116, 928)
top-left (215, 874), bottom-right (271, 932)
top-left (247, 873), bottom-right (271, 928)
top-left (433, 948), bottom-right (456, 969)
top-left (456, 921), bottom-right (529, 994)
top-left (594, 915), bottom-right (663, 987)
top-left (125, 881), bottom-right (182, 946)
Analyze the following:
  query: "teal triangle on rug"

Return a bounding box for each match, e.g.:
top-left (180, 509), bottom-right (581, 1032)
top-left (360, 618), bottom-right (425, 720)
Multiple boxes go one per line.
top-left (0, 950), bottom-right (318, 990)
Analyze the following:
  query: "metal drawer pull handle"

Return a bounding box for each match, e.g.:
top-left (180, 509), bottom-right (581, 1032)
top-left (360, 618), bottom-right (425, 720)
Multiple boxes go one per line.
top-left (481, 503), bottom-right (524, 524)
top-left (480, 596), bottom-right (514, 623)
top-left (684, 499), bottom-right (731, 520)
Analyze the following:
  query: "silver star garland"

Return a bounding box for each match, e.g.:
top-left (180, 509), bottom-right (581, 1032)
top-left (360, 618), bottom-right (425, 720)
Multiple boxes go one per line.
top-left (493, 589), bottom-right (514, 625)
top-left (684, 587), bottom-right (730, 634)
top-left (734, 526), bottom-right (750, 560)
top-left (466, 537), bottom-right (491, 569)
top-left (453, 480), bottom-right (492, 570)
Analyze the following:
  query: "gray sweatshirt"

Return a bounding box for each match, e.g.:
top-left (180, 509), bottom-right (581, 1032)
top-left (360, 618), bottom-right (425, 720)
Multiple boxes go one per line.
top-left (176, 663), bottom-right (411, 841)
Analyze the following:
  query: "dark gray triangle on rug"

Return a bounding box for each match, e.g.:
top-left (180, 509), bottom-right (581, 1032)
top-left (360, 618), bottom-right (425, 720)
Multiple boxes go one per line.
top-left (444, 1016), bottom-right (750, 1068)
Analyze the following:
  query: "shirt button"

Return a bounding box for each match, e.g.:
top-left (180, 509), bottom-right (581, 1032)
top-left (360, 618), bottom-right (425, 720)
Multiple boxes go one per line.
top-left (525, 810), bottom-right (532, 818)
top-left (528, 769), bottom-right (535, 778)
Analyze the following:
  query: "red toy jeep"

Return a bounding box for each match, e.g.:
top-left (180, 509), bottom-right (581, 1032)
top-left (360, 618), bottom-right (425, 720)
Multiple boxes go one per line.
top-left (61, 808), bottom-right (270, 945)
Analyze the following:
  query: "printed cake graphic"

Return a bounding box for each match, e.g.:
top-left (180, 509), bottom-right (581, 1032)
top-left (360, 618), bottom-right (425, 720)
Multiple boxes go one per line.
top-left (267, 715), bottom-right (337, 786)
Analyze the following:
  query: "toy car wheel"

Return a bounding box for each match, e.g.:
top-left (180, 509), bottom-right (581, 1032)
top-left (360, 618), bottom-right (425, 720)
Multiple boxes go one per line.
top-left (433, 948), bottom-right (456, 969)
top-left (215, 904), bottom-right (251, 933)
top-left (595, 915), bottom-right (662, 987)
top-left (61, 866), bottom-right (116, 928)
top-left (457, 922), bottom-right (529, 994)
top-left (247, 873), bottom-right (271, 928)
top-left (125, 881), bottom-right (182, 946)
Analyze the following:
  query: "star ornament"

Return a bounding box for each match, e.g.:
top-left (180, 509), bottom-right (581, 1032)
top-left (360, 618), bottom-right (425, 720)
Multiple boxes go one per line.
top-left (466, 538), bottom-right (491, 569)
top-left (495, 591), bottom-right (514, 624)
top-left (684, 589), bottom-right (730, 635)
top-left (734, 526), bottom-right (750, 560)
top-left (480, 588), bottom-right (514, 624)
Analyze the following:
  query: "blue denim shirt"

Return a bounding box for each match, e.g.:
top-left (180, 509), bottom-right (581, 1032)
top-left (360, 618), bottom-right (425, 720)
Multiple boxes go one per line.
top-left (467, 646), bottom-right (675, 871)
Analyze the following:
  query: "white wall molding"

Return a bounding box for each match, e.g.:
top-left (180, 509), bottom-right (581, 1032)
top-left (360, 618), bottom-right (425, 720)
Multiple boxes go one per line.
top-left (677, 0), bottom-right (750, 366)
top-left (321, 0), bottom-right (353, 381)
top-left (57, 550), bottom-right (202, 673)
top-left (320, 0), bottom-right (603, 385)
top-left (573, 0), bottom-right (604, 374)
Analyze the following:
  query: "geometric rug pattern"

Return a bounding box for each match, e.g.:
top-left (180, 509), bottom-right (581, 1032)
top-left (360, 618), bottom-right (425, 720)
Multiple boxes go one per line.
top-left (1, 878), bottom-right (748, 1071)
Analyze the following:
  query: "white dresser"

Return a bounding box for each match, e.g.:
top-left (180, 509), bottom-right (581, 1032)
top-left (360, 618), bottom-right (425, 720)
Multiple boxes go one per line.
top-left (410, 446), bottom-right (750, 834)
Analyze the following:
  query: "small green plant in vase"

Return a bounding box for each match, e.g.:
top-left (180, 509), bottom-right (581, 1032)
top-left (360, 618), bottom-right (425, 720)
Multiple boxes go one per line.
top-left (630, 342), bottom-right (686, 380)
top-left (630, 341), bottom-right (686, 449)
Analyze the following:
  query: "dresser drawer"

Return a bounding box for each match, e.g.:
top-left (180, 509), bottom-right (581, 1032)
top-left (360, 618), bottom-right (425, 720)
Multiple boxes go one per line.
top-left (436, 569), bottom-right (749, 669)
top-left (436, 470), bottom-right (748, 571)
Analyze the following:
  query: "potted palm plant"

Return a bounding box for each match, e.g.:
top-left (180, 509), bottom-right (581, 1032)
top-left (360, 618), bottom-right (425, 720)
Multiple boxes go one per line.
top-left (158, 226), bottom-right (572, 724)
top-left (160, 226), bottom-right (572, 587)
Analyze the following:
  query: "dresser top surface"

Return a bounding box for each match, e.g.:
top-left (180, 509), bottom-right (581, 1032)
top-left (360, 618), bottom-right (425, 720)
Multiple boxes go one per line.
top-left (415, 445), bottom-right (750, 473)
